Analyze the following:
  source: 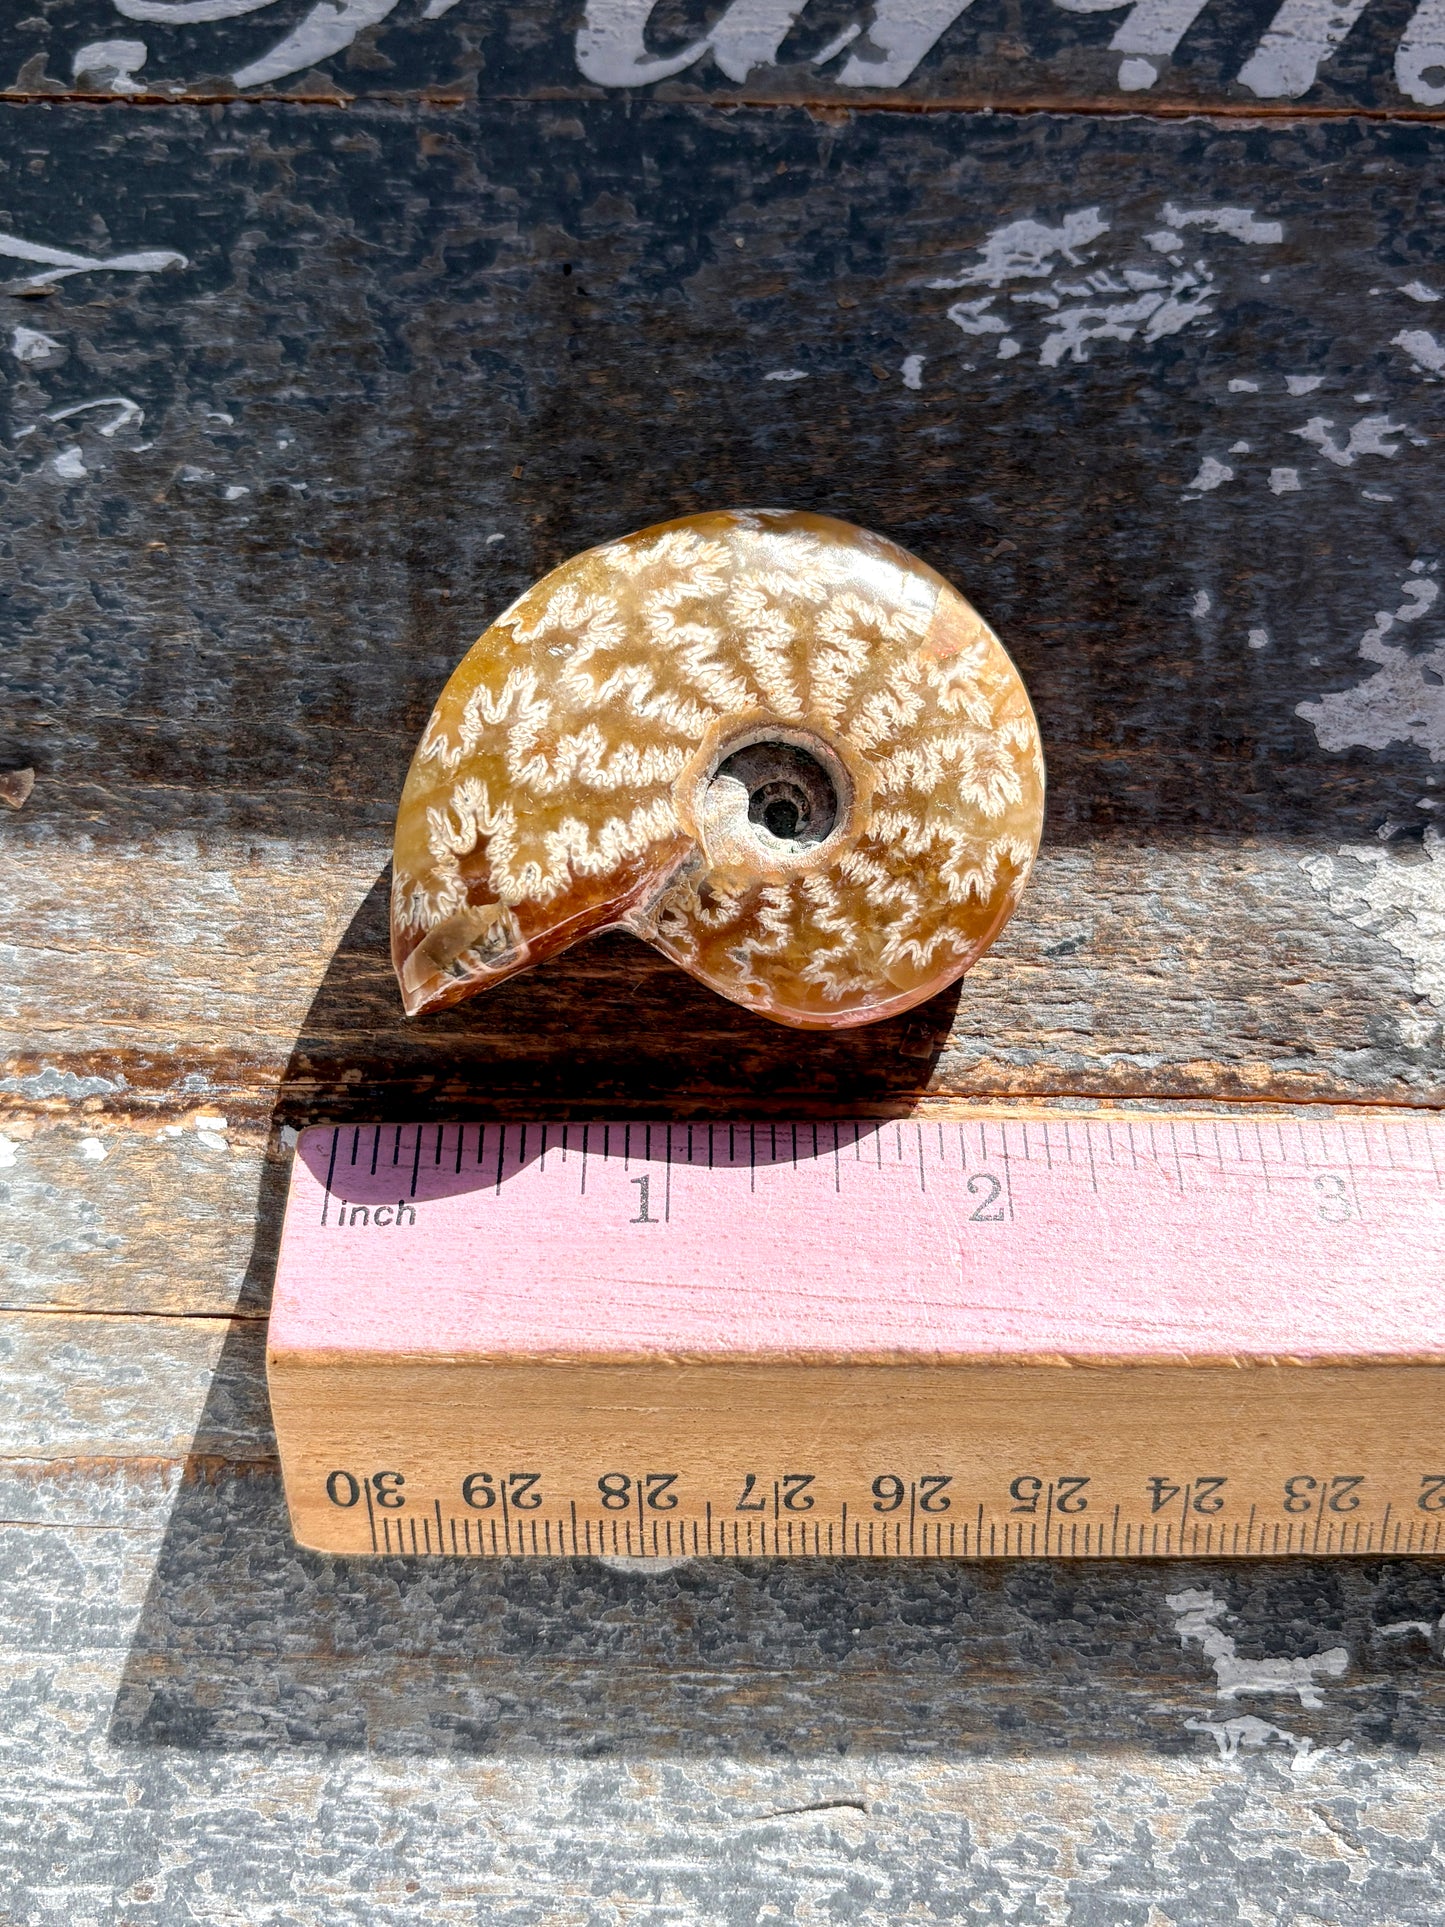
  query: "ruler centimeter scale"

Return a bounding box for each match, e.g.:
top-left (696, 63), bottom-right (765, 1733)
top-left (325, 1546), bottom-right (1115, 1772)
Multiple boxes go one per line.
top-left (268, 1114), bottom-right (1445, 1560)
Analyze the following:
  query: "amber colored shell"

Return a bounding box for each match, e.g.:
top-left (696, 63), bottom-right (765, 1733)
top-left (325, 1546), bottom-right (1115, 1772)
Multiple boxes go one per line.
top-left (391, 510), bottom-right (1044, 1030)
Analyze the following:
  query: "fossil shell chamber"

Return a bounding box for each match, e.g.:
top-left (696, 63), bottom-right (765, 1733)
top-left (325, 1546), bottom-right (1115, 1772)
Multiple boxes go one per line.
top-left (391, 509), bottom-right (1044, 1029)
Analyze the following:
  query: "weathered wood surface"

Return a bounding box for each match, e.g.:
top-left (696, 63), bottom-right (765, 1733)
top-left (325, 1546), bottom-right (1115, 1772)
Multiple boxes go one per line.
top-left (3, 104), bottom-right (1444, 1118)
top-left (1, 51), bottom-right (1445, 1927)
top-left (11, 0), bottom-right (1445, 114)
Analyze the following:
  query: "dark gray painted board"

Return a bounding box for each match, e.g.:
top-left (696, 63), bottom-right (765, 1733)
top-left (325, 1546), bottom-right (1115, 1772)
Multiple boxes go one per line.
top-left (8, 0), bottom-right (1445, 115)
top-left (2, 103), bottom-right (1443, 1112)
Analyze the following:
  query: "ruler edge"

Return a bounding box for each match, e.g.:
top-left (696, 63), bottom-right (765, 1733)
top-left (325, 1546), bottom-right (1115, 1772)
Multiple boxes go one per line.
top-left (272, 1113), bottom-right (1445, 1372)
top-left (268, 1356), bottom-right (1445, 1560)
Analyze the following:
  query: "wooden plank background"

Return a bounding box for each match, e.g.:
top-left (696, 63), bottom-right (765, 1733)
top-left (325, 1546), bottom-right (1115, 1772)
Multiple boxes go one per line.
top-left (2, 2), bottom-right (1445, 1918)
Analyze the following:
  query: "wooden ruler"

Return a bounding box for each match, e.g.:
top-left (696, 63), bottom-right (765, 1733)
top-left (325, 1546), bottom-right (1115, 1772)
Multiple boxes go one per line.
top-left (268, 1115), bottom-right (1445, 1559)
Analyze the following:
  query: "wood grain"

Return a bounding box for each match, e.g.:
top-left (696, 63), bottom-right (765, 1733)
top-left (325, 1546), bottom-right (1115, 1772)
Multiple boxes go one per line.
top-left (3, 103), bottom-right (1443, 1122)
top-left (2, 53), bottom-right (1444, 1927)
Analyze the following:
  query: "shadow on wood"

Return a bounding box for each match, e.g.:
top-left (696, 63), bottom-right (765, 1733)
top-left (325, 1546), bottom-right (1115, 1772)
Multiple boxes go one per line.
top-left (103, 885), bottom-right (1445, 1759)
top-left (106, 1444), bottom-right (1445, 1755)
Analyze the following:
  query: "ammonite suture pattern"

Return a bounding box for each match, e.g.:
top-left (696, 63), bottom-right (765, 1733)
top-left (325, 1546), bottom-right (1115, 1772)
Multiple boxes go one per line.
top-left (391, 510), bottom-right (1045, 1029)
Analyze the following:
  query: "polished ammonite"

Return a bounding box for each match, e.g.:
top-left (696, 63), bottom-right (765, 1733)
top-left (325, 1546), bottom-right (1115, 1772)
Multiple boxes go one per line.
top-left (391, 510), bottom-right (1044, 1029)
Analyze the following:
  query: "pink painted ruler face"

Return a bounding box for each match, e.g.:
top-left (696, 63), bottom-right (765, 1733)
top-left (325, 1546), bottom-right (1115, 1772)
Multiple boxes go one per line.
top-left (269, 1118), bottom-right (1445, 1363)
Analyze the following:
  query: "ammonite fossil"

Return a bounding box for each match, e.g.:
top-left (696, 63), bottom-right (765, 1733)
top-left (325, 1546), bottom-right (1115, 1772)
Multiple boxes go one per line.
top-left (391, 510), bottom-right (1044, 1030)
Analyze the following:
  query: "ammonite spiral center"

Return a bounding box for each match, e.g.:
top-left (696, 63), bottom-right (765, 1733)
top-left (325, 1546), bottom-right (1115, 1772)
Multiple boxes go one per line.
top-left (714, 740), bottom-right (838, 851)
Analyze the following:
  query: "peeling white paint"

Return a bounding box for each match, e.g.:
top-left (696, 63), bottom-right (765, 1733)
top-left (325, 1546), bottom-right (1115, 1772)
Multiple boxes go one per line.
top-left (0, 1137), bottom-right (17, 1170)
top-left (1403, 281), bottom-right (1442, 303)
top-left (929, 210), bottom-right (1110, 289)
top-left (1185, 456), bottom-right (1233, 493)
top-left (77, 1137), bottom-right (108, 1163)
top-left (947, 296), bottom-right (1007, 335)
top-left (1185, 1714), bottom-right (1338, 1772)
top-left (1269, 466), bottom-right (1301, 494)
top-left (1228, 377), bottom-right (1260, 392)
top-left (1293, 414), bottom-right (1408, 466)
top-left (1238, 0), bottom-right (1372, 100)
top-left (1301, 832), bottom-right (1445, 1008)
top-left (1394, 328), bottom-right (1445, 375)
top-left (0, 229), bottom-right (187, 295)
top-left (10, 326), bottom-right (59, 364)
top-left (0, 1067), bottom-right (129, 1100)
top-left (900, 353), bottom-right (925, 389)
top-left (52, 448), bottom-right (86, 480)
top-left (232, 0), bottom-right (403, 89)
top-left (932, 203), bottom-right (1279, 370)
top-left (1297, 568), bottom-right (1445, 767)
top-left (1397, 0), bottom-right (1445, 104)
top-left (1168, 1588), bottom-right (1348, 1708)
top-left (1191, 590), bottom-right (1212, 617)
top-left (1248, 628), bottom-right (1270, 649)
top-left (1378, 1615), bottom-right (1445, 1646)
top-left (1160, 203), bottom-right (1284, 244)
top-left (1285, 373), bottom-right (1324, 395)
top-left (193, 1113), bottom-right (230, 1154)
top-left (72, 38), bottom-right (149, 92)
top-left (763, 368), bottom-right (807, 382)
top-left (811, 21), bottom-right (863, 63)
top-left (49, 396), bottom-right (144, 439)
top-left (1117, 55), bottom-right (1158, 85)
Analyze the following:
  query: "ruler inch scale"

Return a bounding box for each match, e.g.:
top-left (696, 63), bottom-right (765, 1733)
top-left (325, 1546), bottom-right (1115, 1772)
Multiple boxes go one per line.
top-left (267, 1114), bottom-right (1445, 1560)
